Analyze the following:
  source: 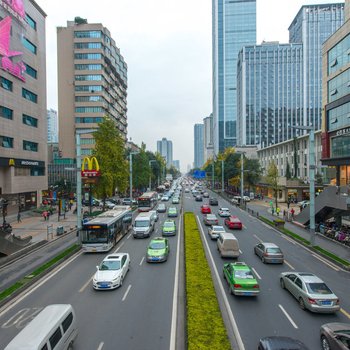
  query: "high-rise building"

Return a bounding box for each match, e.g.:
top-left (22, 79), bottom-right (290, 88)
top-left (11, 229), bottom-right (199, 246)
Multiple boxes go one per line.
top-left (289, 3), bottom-right (344, 131)
top-left (173, 160), bottom-right (180, 172)
top-left (0, 0), bottom-right (47, 214)
top-left (157, 138), bottom-right (173, 168)
top-left (212, 0), bottom-right (256, 154)
top-left (237, 42), bottom-right (303, 147)
top-left (194, 124), bottom-right (204, 169)
top-left (47, 108), bottom-right (58, 143)
top-left (203, 114), bottom-right (214, 161)
top-left (57, 18), bottom-right (127, 159)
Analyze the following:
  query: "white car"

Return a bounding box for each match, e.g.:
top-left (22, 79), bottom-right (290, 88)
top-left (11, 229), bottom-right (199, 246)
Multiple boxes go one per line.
top-left (218, 208), bottom-right (231, 217)
top-left (242, 196), bottom-right (251, 202)
top-left (208, 225), bottom-right (226, 240)
top-left (93, 253), bottom-right (130, 290)
top-left (161, 195), bottom-right (169, 201)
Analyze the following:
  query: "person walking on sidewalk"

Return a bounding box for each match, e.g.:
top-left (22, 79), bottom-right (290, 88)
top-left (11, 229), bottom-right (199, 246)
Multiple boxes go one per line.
top-left (276, 207), bottom-right (280, 216)
top-left (43, 211), bottom-right (48, 221)
top-left (291, 208), bottom-right (295, 220)
top-left (271, 207), bottom-right (275, 216)
top-left (17, 212), bottom-right (22, 223)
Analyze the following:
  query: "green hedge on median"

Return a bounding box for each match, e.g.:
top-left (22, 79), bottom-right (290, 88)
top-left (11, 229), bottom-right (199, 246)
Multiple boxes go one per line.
top-left (184, 212), bottom-right (231, 350)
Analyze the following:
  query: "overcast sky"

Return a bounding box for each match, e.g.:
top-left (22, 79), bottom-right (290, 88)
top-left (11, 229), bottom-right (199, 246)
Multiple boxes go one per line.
top-left (35, 0), bottom-right (343, 172)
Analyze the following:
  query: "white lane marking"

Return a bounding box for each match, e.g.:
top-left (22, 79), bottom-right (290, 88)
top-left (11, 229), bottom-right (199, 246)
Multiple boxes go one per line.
top-left (284, 260), bottom-right (295, 270)
top-left (127, 233), bottom-right (131, 239)
top-left (114, 241), bottom-right (124, 252)
top-left (243, 225), bottom-right (246, 229)
top-left (278, 304), bottom-right (298, 329)
top-left (79, 274), bottom-right (94, 293)
top-left (0, 251), bottom-right (82, 318)
top-left (283, 236), bottom-right (296, 245)
top-left (251, 267), bottom-right (262, 280)
top-left (122, 284), bottom-right (132, 301)
top-left (97, 342), bottom-right (104, 350)
top-left (170, 214), bottom-right (182, 350)
top-left (253, 234), bottom-right (263, 243)
top-left (139, 257), bottom-right (145, 266)
top-left (239, 249), bottom-right (243, 254)
top-left (311, 254), bottom-right (340, 271)
top-left (196, 216), bottom-right (245, 350)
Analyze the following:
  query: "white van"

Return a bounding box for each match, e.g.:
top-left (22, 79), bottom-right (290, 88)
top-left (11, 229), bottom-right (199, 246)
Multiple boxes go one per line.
top-left (5, 304), bottom-right (77, 350)
top-left (132, 212), bottom-right (155, 238)
top-left (217, 232), bottom-right (240, 258)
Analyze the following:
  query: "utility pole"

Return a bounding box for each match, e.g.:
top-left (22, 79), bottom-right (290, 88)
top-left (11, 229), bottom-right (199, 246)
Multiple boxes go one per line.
top-left (221, 160), bottom-right (224, 192)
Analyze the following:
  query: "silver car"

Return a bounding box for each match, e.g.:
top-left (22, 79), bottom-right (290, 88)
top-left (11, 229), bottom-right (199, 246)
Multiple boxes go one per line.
top-left (208, 225), bottom-right (226, 240)
top-left (254, 242), bottom-right (284, 264)
top-left (280, 272), bottom-right (340, 313)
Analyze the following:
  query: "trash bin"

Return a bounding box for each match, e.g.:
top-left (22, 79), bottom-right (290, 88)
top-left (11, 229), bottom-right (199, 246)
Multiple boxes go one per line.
top-left (56, 226), bottom-right (64, 236)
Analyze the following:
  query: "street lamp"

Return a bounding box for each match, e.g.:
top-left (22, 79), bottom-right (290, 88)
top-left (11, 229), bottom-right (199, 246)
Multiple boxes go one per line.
top-left (129, 152), bottom-right (139, 200)
top-left (234, 152), bottom-right (245, 204)
top-left (292, 125), bottom-right (315, 246)
top-left (221, 160), bottom-right (224, 193)
top-left (149, 160), bottom-right (157, 191)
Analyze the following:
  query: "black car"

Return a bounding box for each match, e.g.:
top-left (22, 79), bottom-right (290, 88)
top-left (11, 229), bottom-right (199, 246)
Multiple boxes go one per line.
top-left (195, 195), bottom-right (203, 202)
top-left (209, 198), bottom-right (218, 206)
top-left (258, 336), bottom-right (309, 350)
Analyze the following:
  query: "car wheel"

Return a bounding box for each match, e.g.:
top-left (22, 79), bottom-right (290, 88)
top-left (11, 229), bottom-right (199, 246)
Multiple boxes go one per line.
top-left (120, 276), bottom-right (123, 287)
top-left (229, 285), bottom-right (234, 295)
top-left (280, 278), bottom-right (285, 289)
top-left (67, 341), bottom-right (74, 350)
top-left (223, 271), bottom-right (226, 280)
top-left (261, 256), bottom-right (266, 264)
top-left (321, 335), bottom-right (331, 350)
top-left (299, 297), bottom-right (305, 310)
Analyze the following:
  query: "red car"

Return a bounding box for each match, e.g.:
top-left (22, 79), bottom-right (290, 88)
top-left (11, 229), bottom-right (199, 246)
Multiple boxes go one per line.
top-left (201, 205), bottom-right (211, 214)
top-left (224, 216), bottom-right (242, 230)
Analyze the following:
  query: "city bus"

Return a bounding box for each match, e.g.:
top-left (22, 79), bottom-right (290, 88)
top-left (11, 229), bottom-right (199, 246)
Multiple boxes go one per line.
top-left (80, 206), bottom-right (132, 253)
top-left (137, 191), bottom-right (158, 212)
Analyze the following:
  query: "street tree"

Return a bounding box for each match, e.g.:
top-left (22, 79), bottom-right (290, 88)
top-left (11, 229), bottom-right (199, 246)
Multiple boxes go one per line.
top-left (244, 158), bottom-right (262, 192)
top-left (92, 117), bottom-right (128, 206)
top-left (266, 162), bottom-right (280, 210)
top-left (132, 143), bottom-right (151, 192)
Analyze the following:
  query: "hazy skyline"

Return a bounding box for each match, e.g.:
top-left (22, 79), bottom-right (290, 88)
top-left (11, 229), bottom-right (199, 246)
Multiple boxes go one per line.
top-left (36, 0), bottom-right (343, 172)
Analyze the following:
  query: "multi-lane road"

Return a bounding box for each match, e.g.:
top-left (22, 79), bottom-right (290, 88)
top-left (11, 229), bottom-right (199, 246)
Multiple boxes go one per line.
top-left (0, 184), bottom-right (349, 349)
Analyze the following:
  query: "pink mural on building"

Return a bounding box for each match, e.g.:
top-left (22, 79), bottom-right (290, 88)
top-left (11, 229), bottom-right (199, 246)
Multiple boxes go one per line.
top-left (2, 0), bottom-right (25, 19)
top-left (0, 16), bottom-right (26, 81)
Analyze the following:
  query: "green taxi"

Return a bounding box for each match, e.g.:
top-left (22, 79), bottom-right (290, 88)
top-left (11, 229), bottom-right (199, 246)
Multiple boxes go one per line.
top-left (162, 219), bottom-right (176, 236)
top-left (223, 262), bottom-right (260, 296)
top-left (146, 237), bottom-right (169, 263)
top-left (167, 207), bottom-right (178, 217)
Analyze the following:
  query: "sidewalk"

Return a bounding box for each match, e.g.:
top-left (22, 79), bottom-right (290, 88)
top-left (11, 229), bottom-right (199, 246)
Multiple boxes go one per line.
top-left (247, 199), bottom-right (350, 265)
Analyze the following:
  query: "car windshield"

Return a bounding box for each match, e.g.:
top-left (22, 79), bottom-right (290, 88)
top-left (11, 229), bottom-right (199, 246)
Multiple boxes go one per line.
top-left (266, 248), bottom-right (282, 254)
top-left (99, 260), bottom-right (121, 271)
top-left (234, 270), bottom-right (254, 279)
top-left (169, 209), bottom-right (176, 213)
top-left (164, 222), bottom-right (174, 228)
top-left (213, 226), bottom-right (225, 232)
top-left (306, 282), bottom-right (332, 294)
top-left (149, 242), bottom-right (165, 249)
top-left (220, 208), bottom-right (229, 211)
top-left (207, 215), bottom-right (216, 220)
top-left (135, 220), bottom-right (149, 227)
top-left (158, 205), bottom-right (165, 209)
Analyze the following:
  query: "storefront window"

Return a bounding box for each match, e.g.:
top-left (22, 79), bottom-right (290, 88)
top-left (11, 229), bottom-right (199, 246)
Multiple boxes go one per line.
top-left (339, 165), bottom-right (350, 186)
top-left (331, 135), bottom-right (350, 158)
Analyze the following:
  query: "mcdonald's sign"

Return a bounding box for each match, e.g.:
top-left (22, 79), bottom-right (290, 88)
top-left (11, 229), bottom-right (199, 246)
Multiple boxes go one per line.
top-left (81, 157), bottom-right (101, 177)
top-left (8, 159), bottom-right (15, 166)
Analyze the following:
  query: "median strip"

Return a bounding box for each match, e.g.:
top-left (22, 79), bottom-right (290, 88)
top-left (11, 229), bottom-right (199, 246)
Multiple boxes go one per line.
top-left (184, 212), bottom-right (231, 350)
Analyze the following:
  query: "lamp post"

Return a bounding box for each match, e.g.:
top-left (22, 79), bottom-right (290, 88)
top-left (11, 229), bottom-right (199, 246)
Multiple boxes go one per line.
top-left (76, 129), bottom-right (97, 233)
top-left (149, 160), bottom-right (157, 191)
top-left (221, 160), bottom-right (224, 192)
top-left (129, 152), bottom-right (139, 200)
top-left (292, 125), bottom-right (315, 246)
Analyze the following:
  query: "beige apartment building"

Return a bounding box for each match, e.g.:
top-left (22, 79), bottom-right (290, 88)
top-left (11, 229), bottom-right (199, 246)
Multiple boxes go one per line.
top-left (57, 18), bottom-right (128, 160)
top-left (0, 0), bottom-right (47, 215)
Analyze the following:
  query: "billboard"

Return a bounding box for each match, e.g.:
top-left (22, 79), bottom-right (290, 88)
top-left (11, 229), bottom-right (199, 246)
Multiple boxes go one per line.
top-left (193, 170), bottom-right (206, 179)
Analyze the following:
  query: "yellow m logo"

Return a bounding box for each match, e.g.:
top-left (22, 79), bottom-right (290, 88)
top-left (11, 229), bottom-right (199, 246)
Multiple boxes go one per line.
top-left (81, 157), bottom-right (100, 172)
top-left (8, 159), bottom-right (15, 166)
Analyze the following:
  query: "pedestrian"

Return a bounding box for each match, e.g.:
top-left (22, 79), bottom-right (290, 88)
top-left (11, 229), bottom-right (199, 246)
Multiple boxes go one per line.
top-left (291, 208), bottom-right (295, 220)
top-left (42, 211), bottom-right (47, 221)
top-left (276, 207), bottom-right (280, 216)
top-left (17, 212), bottom-right (22, 223)
top-left (283, 209), bottom-right (286, 219)
top-left (287, 200), bottom-right (290, 209)
top-left (47, 211), bottom-right (50, 221)
top-left (271, 207), bottom-right (275, 216)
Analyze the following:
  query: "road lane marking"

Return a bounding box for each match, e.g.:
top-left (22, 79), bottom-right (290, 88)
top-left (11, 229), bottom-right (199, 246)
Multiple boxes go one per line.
top-left (127, 233), bottom-right (131, 239)
top-left (114, 241), bottom-right (125, 252)
top-left (170, 214), bottom-right (182, 350)
top-left (253, 234), bottom-right (263, 243)
top-left (79, 274), bottom-right (94, 293)
top-left (196, 216), bottom-right (245, 350)
top-left (311, 254), bottom-right (339, 271)
top-left (122, 284), bottom-right (131, 301)
top-left (283, 236), bottom-right (296, 245)
top-left (284, 260), bottom-right (295, 270)
top-left (251, 267), bottom-right (261, 280)
top-left (139, 257), bottom-right (145, 266)
top-left (341, 308), bottom-right (350, 320)
top-left (239, 249), bottom-right (243, 254)
top-left (278, 304), bottom-right (298, 329)
top-left (97, 342), bottom-right (104, 350)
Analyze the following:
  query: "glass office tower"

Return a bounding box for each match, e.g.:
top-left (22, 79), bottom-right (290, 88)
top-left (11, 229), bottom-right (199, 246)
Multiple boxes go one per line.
top-left (212, 0), bottom-right (256, 154)
top-left (194, 124), bottom-right (204, 169)
top-left (289, 3), bottom-right (344, 131)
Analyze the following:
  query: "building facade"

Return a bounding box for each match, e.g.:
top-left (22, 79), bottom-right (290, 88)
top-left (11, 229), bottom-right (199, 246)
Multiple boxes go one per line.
top-left (289, 3), bottom-right (344, 131)
top-left (57, 18), bottom-right (127, 159)
top-left (0, 0), bottom-right (47, 214)
top-left (212, 0), bottom-right (256, 153)
top-left (173, 160), bottom-right (180, 172)
top-left (157, 137), bottom-right (173, 168)
top-left (203, 114), bottom-right (214, 161)
top-left (47, 108), bottom-right (58, 143)
top-left (322, 0), bottom-right (350, 186)
top-left (237, 43), bottom-right (303, 148)
top-left (194, 124), bottom-right (204, 169)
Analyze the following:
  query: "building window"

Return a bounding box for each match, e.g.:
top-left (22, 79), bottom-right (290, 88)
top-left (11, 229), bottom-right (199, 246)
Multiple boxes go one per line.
top-left (0, 106), bottom-right (13, 120)
top-left (81, 149), bottom-right (93, 155)
top-left (0, 136), bottom-right (13, 148)
top-left (75, 117), bottom-right (103, 123)
top-left (80, 138), bottom-right (96, 145)
top-left (1, 76), bottom-right (13, 91)
top-left (75, 64), bottom-right (102, 70)
top-left (23, 140), bottom-right (38, 152)
top-left (22, 37), bottom-right (37, 54)
top-left (74, 53), bottom-right (102, 60)
top-left (74, 30), bottom-right (102, 38)
top-left (22, 88), bottom-right (38, 103)
top-left (74, 85), bottom-right (102, 92)
top-left (31, 167), bottom-right (45, 176)
top-left (24, 63), bottom-right (37, 79)
top-left (25, 13), bottom-right (36, 30)
top-left (75, 96), bottom-right (103, 102)
top-left (75, 75), bottom-right (102, 81)
top-left (74, 42), bottom-right (102, 49)
top-left (75, 107), bottom-right (103, 113)
top-left (23, 114), bottom-right (38, 127)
